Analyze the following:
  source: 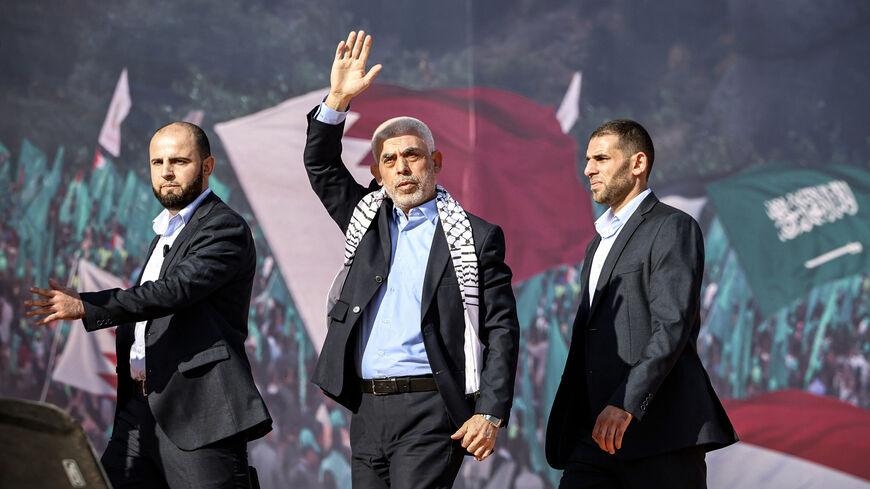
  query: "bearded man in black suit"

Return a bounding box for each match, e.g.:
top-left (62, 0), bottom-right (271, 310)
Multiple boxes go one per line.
top-left (27, 122), bottom-right (271, 489)
top-left (546, 119), bottom-right (737, 488)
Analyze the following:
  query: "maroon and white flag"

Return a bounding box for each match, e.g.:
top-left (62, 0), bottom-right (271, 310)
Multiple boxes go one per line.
top-left (51, 260), bottom-right (125, 397)
top-left (215, 83), bottom-right (595, 352)
top-left (709, 390), bottom-right (870, 487)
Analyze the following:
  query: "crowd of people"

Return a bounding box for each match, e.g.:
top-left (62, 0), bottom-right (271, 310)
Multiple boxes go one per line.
top-left (2, 137), bottom-right (868, 489)
top-left (698, 217), bottom-right (870, 408)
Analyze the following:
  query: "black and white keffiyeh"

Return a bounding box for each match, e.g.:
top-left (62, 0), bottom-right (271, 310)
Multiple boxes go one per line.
top-left (327, 185), bottom-right (482, 394)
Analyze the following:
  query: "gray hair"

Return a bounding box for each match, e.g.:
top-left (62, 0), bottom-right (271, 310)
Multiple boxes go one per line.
top-left (370, 116), bottom-right (436, 162)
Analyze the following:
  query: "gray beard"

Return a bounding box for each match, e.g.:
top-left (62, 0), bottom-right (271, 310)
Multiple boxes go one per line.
top-left (384, 182), bottom-right (425, 212)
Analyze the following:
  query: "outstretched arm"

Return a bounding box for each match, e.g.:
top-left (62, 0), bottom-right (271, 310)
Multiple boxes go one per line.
top-left (304, 30), bottom-right (383, 231)
top-left (25, 279), bottom-right (85, 326)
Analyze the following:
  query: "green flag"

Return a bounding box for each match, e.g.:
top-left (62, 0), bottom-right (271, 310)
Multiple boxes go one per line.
top-left (74, 176), bottom-right (92, 240)
top-left (17, 145), bottom-right (64, 284)
top-left (17, 139), bottom-right (47, 205)
top-left (707, 163), bottom-right (870, 316)
top-left (116, 170), bottom-right (139, 217)
top-left (0, 140), bottom-right (10, 210)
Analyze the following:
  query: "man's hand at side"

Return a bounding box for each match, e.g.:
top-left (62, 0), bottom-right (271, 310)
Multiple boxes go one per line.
top-left (325, 29), bottom-right (382, 112)
top-left (451, 414), bottom-right (499, 461)
top-left (592, 405), bottom-right (633, 455)
top-left (25, 278), bottom-right (85, 326)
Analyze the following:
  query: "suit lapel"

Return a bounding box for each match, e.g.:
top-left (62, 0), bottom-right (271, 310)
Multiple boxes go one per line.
top-left (377, 200), bottom-right (393, 270)
top-left (588, 193), bottom-right (657, 319)
top-left (577, 235), bottom-right (600, 324)
top-left (421, 220), bottom-right (450, 317)
top-left (159, 192), bottom-right (219, 278)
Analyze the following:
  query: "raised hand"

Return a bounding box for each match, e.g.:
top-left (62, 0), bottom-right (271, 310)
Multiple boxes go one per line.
top-left (25, 278), bottom-right (85, 326)
top-left (325, 30), bottom-right (382, 112)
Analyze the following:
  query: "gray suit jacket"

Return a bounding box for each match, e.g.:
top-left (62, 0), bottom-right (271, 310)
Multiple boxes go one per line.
top-left (80, 192), bottom-right (272, 450)
top-left (546, 193), bottom-right (737, 466)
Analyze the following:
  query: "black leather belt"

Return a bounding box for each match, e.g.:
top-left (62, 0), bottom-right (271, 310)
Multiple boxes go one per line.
top-left (134, 379), bottom-right (148, 397)
top-left (360, 375), bottom-right (437, 395)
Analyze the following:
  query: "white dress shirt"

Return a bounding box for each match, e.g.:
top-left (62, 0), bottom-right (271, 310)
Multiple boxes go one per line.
top-left (129, 188), bottom-right (212, 380)
top-left (588, 189), bottom-right (652, 305)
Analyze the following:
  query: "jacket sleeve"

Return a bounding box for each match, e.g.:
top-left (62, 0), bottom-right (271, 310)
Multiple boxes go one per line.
top-left (607, 212), bottom-right (705, 420)
top-left (303, 107), bottom-right (373, 233)
top-left (79, 210), bottom-right (254, 331)
top-left (474, 224), bottom-right (521, 425)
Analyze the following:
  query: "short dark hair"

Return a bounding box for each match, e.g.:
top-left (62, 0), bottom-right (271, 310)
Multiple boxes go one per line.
top-left (153, 121), bottom-right (211, 161)
top-left (590, 119), bottom-right (655, 173)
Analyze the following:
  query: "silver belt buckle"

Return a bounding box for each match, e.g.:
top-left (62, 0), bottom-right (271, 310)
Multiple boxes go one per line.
top-left (372, 377), bottom-right (398, 395)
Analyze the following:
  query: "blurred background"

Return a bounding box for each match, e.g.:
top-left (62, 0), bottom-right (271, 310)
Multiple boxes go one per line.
top-left (1, 1), bottom-right (869, 487)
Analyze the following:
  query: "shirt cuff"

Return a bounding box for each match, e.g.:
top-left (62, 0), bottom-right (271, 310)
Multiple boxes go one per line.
top-left (314, 102), bottom-right (349, 125)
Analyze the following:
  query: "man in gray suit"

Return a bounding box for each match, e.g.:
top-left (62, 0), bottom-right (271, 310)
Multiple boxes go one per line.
top-left (546, 120), bottom-right (737, 488)
top-left (26, 122), bottom-right (271, 488)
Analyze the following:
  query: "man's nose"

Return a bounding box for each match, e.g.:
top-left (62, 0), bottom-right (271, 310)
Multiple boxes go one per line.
top-left (584, 161), bottom-right (595, 177)
top-left (397, 158), bottom-right (411, 174)
top-left (161, 162), bottom-right (174, 179)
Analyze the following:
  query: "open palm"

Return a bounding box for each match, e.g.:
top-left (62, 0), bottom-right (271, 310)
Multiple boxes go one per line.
top-left (326, 30), bottom-right (382, 111)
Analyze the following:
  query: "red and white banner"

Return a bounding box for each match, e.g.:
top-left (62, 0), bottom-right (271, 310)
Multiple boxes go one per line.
top-left (51, 260), bottom-right (125, 397)
top-left (216, 83), bottom-right (595, 352)
top-left (708, 390), bottom-right (870, 487)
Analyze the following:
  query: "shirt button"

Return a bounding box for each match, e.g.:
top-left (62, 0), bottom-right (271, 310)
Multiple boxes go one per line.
top-left (375, 275), bottom-right (383, 283)
top-left (352, 306), bottom-right (361, 313)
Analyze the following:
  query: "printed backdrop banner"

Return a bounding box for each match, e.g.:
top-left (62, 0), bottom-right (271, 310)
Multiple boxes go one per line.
top-left (707, 164), bottom-right (870, 316)
top-left (52, 259), bottom-right (124, 396)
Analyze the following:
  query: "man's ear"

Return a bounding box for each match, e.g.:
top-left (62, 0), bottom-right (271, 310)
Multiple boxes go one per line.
top-left (370, 164), bottom-right (383, 185)
top-left (202, 156), bottom-right (215, 177)
top-left (432, 150), bottom-right (443, 174)
top-left (631, 152), bottom-right (647, 177)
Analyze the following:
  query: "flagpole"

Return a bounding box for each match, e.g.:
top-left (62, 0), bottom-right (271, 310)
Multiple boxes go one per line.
top-left (39, 253), bottom-right (80, 402)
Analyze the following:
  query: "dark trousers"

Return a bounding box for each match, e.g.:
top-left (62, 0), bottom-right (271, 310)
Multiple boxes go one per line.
top-left (350, 390), bottom-right (466, 489)
top-left (101, 392), bottom-right (251, 489)
top-left (559, 442), bottom-right (707, 489)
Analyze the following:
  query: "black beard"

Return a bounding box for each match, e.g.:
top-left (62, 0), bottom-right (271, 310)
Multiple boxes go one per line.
top-left (152, 168), bottom-right (204, 212)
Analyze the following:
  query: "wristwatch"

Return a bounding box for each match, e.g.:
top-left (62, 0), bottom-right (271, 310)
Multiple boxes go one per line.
top-left (479, 413), bottom-right (502, 428)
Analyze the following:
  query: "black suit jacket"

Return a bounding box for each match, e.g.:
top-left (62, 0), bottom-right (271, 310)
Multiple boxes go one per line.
top-left (546, 193), bottom-right (737, 467)
top-left (79, 192), bottom-right (272, 451)
top-left (304, 109), bottom-right (520, 427)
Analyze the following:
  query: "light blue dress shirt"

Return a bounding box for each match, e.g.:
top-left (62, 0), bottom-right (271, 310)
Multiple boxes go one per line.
top-left (315, 102), bottom-right (437, 379)
top-left (357, 200), bottom-right (438, 378)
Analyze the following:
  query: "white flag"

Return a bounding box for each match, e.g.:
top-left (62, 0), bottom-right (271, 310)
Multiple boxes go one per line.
top-left (52, 260), bottom-right (126, 397)
top-left (214, 88), bottom-right (372, 353)
top-left (556, 71), bottom-right (582, 134)
top-left (97, 68), bottom-right (132, 157)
